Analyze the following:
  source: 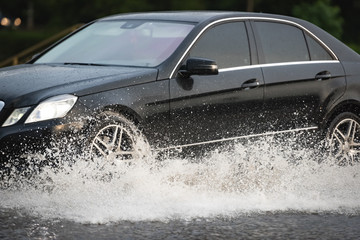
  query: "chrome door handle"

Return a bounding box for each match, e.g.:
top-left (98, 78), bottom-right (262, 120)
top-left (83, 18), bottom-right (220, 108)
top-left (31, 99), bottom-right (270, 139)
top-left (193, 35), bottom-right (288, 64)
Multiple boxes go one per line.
top-left (241, 78), bottom-right (259, 90)
top-left (315, 71), bottom-right (332, 81)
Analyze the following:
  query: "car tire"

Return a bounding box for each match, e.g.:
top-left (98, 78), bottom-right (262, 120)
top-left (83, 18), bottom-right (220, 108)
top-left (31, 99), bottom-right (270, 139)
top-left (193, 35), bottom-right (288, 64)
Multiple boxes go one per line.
top-left (88, 111), bottom-right (150, 161)
top-left (327, 112), bottom-right (360, 165)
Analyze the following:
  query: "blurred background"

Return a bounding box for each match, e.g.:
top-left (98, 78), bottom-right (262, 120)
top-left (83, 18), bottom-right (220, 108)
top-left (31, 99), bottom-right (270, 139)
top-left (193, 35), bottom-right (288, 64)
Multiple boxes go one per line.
top-left (0, 0), bottom-right (359, 66)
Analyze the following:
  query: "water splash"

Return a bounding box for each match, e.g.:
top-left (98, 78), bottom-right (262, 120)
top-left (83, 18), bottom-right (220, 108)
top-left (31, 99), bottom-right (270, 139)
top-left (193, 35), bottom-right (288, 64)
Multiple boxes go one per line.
top-left (0, 136), bottom-right (359, 224)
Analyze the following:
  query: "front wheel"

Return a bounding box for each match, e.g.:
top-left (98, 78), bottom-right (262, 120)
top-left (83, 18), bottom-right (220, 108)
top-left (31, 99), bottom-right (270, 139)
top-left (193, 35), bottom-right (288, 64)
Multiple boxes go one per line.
top-left (327, 112), bottom-right (360, 165)
top-left (89, 111), bottom-right (150, 162)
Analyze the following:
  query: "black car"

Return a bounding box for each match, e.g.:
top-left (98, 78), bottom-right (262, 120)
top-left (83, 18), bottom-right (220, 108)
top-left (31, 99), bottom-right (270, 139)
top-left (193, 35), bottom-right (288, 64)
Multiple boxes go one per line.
top-left (0, 11), bottom-right (360, 165)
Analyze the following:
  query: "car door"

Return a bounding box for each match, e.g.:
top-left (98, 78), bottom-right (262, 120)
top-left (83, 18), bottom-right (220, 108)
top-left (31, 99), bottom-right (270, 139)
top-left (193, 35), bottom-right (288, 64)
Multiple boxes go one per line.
top-left (251, 20), bottom-right (346, 132)
top-left (168, 21), bottom-right (265, 147)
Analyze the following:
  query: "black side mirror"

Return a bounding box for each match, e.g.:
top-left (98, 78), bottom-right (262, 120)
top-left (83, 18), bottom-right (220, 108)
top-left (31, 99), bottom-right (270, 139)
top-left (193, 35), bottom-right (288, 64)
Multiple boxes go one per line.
top-left (179, 57), bottom-right (218, 78)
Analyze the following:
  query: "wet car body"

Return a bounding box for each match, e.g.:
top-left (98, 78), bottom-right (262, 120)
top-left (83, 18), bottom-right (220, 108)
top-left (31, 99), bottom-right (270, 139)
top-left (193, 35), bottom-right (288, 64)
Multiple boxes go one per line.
top-left (0, 11), bottom-right (360, 162)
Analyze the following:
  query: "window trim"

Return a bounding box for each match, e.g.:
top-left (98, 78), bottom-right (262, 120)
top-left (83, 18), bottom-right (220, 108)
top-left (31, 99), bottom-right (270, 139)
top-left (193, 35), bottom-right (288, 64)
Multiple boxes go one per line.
top-left (170, 17), bottom-right (338, 79)
top-left (219, 60), bottom-right (340, 73)
top-left (187, 21), bottom-right (252, 70)
top-left (304, 32), bottom-right (334, 61)
top-left (252, 20), bottom-right (311, 64)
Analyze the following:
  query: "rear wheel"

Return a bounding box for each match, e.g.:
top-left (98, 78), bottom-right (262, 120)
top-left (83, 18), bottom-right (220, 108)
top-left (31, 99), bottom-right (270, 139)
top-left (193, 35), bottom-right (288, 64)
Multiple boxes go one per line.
top-left (89, 111), bottom-right (150, 162)
top-left (327, 112), bottom-right (360, 165)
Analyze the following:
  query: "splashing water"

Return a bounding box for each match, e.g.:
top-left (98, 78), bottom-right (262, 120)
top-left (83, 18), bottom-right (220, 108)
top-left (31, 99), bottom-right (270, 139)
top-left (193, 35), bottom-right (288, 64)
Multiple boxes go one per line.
top-left (0, 136), bottom-right (359, 224)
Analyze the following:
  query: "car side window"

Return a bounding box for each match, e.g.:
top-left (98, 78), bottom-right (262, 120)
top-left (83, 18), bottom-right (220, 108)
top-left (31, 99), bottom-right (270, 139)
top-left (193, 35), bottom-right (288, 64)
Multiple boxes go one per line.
top-left (188, 22), bottom-right (251, 69)
top-left (255, 21), bottom-right (310, 64)
top-left (305, 34), bottom-right (334, 61)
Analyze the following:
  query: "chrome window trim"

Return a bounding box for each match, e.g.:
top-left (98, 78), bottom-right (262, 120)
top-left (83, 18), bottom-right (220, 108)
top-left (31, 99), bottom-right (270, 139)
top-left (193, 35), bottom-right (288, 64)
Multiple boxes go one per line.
top-left (0, 101), bottom-right (4, 112)
top-left (170, 17), bottom-right (338, 79)
top-left (219, 60), bottom-right (340, 73)
top-left (157, 126), bottom-right (318, 151)
top-left (248, 17), bottom-right (338, 60)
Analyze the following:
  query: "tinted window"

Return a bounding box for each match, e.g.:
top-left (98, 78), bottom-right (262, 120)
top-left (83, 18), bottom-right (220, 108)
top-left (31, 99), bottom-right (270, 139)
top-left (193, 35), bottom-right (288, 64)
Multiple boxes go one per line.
top-left (189, 22), bottom-right (250, 68)
top-left (255, 21), bottom-right (310, 63)
top-left (305, 34), bottom-right (334, 61)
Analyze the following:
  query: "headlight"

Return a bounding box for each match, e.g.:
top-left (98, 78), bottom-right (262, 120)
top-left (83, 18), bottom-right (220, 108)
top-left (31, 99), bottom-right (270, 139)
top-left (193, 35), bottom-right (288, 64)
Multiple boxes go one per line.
top-left (2, 107), bottom-right (31, 127)
top-left (25, 94), bottom-right (78, 124)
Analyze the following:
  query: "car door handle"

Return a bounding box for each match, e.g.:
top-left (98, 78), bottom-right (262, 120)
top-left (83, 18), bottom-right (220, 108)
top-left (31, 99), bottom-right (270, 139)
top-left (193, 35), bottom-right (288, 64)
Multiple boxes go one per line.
top-left (241, 78), bottom-right (260, 90)
top-left (315, 71), bottom-right (332, 81)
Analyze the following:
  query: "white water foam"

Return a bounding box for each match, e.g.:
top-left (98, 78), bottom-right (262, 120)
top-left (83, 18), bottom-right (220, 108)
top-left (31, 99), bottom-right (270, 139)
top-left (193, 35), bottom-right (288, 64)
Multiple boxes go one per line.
top-left (1, 137), bottom-right (360, 224)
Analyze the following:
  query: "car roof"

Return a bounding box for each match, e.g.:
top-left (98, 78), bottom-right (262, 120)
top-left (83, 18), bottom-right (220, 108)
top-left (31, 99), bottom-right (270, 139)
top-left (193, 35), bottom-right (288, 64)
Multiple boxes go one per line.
top-left (99, 11), bottom-right (293, 23)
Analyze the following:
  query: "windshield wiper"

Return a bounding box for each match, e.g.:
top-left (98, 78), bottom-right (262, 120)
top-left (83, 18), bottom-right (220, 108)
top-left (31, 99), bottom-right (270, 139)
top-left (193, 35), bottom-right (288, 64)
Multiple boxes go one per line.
top-left (63, 62), bottom-right (109, 66)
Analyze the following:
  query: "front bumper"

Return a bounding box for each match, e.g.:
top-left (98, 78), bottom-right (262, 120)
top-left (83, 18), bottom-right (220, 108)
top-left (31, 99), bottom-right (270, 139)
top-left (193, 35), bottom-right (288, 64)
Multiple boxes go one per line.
top-left (0, 99), bottom-right (93, 162)
top-left (0, 118), bottom-right (87, 162)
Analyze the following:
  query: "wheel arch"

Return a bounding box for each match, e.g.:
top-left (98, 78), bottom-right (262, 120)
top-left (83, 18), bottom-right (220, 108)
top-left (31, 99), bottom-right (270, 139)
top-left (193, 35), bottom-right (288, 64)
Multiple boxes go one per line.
top-left (95, 104), bottom-right (144, 127)
top-left (322, 100), bottom-right (360, 130)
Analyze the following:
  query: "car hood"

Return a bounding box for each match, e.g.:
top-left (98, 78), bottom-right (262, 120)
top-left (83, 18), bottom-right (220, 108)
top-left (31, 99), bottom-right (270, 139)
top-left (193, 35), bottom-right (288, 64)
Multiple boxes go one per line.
top-left (0, 64), bottom-right (158, 107)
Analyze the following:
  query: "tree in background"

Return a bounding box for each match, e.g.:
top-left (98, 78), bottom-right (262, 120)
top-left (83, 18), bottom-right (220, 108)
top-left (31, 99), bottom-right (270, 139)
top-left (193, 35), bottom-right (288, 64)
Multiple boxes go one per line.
top-left (292, 0), bottom-right (343, 39)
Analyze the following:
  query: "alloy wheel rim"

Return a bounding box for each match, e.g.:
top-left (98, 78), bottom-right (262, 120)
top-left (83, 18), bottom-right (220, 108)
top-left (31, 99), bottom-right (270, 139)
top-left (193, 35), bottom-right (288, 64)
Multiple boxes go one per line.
top-left (90, 124), bottom-right (139, 161)
top-left (329, 118), bottom-right (360, 165)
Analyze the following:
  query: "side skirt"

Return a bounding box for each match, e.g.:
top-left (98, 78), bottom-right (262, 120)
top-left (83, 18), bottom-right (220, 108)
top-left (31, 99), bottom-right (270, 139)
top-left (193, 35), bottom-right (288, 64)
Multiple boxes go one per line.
top-left (156, 126), bottom-right (318, 152)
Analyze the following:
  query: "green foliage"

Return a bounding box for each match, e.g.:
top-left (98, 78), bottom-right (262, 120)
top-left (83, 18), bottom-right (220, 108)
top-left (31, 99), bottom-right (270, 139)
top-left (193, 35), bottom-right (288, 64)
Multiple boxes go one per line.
top-left (165, 0), bottom-right (206, 10)
top-left (347, 43), bottom-right (360, 54)
top-left (292, 0), bottom-right (343, 39)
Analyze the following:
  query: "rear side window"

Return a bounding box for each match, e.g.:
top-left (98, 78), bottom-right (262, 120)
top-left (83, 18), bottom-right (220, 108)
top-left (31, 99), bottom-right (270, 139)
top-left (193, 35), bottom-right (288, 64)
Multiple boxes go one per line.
top-left (305, 34), bottom-right (334, 61)
top-left (188, 22), bottom-right (251, 69)
top-left (255, 21), bottom-right (310, 63)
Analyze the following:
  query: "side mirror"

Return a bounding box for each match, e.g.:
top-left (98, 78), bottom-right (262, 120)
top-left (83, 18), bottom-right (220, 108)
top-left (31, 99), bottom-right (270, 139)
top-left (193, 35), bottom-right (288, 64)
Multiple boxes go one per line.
top-left (179, 57), bottom-right (218, 78)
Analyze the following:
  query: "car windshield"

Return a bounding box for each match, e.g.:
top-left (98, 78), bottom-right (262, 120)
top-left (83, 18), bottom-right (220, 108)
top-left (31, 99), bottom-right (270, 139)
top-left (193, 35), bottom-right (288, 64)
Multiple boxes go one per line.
top-left (35, 20), bottom-right (194, 67)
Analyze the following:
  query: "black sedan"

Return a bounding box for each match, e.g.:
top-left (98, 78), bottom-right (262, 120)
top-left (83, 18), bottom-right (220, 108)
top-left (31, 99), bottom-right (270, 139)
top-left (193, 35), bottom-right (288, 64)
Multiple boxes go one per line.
top-left (0, 11), bottom-right (360, 165)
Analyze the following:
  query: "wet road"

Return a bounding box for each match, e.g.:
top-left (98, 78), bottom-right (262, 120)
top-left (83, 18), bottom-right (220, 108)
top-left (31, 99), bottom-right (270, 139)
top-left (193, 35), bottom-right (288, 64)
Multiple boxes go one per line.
top-left (1, 210), bottom-right (360, 239)
top-left (1, 139), bottom-right (359, 239)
